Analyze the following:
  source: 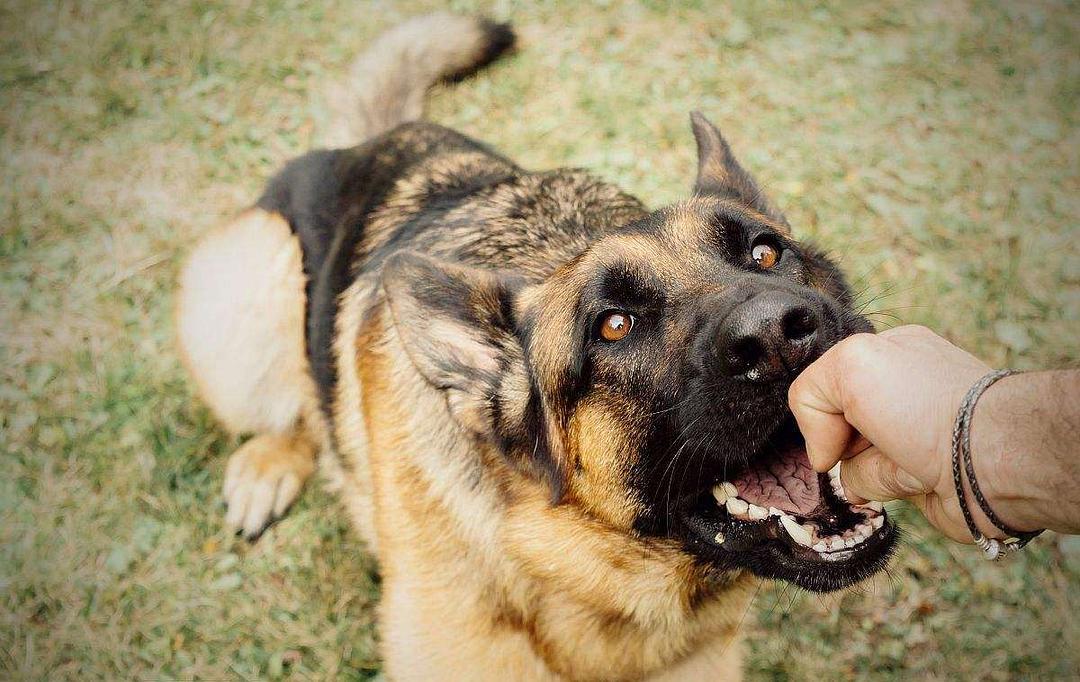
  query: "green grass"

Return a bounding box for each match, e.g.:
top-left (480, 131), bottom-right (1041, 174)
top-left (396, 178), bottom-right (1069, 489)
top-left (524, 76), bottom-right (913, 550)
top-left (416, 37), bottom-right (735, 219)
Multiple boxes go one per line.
top-left (2, 0), bottom-right (1077, 679)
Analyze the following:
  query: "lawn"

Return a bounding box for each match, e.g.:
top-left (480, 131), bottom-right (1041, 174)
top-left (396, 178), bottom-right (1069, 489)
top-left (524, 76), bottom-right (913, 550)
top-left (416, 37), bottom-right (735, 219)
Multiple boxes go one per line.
top-left (1, 0), bottom-right (1077, 679)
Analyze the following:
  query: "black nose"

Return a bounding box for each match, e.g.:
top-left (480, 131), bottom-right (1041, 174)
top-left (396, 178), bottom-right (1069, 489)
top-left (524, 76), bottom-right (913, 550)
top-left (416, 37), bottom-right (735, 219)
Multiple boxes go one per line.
top-left (718, 291), bottom-right (820, 382)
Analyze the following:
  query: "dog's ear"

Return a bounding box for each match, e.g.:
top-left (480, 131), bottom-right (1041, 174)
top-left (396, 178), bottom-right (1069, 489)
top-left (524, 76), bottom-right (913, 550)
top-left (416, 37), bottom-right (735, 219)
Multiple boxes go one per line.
top-left (382, 252), bottom-right (572, 500)
top-left (382, 251), bottom-right (525, 435)
top-left (690, 111), bottom-right (788, 225)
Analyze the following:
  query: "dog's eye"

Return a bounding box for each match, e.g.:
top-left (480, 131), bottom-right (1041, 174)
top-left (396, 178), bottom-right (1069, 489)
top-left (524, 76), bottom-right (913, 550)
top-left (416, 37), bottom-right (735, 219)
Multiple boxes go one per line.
top-left (598, 311), bottom-right (633, 342)
top-left (751, 237), bottom-right (782, 269)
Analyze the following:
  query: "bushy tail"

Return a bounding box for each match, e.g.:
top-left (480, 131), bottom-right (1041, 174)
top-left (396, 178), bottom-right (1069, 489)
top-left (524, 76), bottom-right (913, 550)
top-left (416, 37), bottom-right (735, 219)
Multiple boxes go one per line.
top-left (322, 14), bottom-right (515, 146)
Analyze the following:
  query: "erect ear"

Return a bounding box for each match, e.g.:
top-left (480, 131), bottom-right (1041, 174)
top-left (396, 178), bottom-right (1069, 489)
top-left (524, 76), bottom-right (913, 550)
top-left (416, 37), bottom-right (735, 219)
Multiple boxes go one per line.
top-left (690, 111), bottom-right (788, 225)
top-left (381, 251), bottom-right (525, 435)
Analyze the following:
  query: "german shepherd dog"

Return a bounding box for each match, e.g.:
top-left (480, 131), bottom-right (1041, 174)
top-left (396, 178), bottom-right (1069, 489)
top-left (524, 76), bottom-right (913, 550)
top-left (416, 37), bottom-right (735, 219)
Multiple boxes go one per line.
top-left (177, 14), bottom-right (897, 680)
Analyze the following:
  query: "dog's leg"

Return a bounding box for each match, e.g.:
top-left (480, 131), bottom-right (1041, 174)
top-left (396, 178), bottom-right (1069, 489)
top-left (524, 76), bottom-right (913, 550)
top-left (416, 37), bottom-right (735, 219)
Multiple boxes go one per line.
top-left (177, 208), bottom-right (324, 537)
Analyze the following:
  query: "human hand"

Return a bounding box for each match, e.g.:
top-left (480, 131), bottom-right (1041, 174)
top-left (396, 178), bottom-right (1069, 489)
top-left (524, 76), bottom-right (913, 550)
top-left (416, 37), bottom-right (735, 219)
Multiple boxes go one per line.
top-left (788, 325), bottom-right (1001, 543)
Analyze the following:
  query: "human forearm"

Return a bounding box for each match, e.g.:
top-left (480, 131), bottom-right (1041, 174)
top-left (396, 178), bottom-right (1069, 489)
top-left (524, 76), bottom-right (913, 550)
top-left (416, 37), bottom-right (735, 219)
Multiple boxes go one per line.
top-left (975, 370), bottom-right (1080, 535)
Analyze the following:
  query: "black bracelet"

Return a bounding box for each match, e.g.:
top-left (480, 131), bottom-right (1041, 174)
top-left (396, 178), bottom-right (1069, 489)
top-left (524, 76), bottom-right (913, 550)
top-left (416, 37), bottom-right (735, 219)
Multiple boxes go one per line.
top-left (950, 369), bottom-right (1044, 560)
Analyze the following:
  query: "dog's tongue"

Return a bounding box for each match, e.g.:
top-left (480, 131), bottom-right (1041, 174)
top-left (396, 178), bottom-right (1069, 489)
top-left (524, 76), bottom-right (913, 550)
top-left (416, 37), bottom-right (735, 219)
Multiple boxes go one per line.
top-left (731, 445), bottom-right (820, 516)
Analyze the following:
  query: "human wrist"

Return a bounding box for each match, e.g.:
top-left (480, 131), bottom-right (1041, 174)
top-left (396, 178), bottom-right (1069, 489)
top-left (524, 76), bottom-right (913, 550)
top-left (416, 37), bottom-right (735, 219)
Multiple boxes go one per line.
top-left (970, 372), bottom-right (1075, 534)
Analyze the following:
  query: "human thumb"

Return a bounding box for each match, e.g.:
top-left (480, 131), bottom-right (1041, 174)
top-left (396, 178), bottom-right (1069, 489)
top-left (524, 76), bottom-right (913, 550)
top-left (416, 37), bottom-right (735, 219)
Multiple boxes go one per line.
top-left (839, 447), bottom-right (930, 503)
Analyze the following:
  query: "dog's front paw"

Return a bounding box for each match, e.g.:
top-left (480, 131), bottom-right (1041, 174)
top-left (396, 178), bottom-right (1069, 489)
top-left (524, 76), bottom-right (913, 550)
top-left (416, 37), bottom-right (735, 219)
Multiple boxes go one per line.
top-left (223, 434), bottom-right (315, 540)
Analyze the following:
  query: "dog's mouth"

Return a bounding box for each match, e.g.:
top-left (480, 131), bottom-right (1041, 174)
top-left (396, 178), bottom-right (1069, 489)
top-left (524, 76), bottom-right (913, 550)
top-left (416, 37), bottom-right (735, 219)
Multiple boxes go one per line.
top-left (677, 419), bottom-right (898, 592)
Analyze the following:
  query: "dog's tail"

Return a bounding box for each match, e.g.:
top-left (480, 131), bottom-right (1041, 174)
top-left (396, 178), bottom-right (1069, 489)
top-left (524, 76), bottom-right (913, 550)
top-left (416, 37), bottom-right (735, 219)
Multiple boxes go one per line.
top-left (323, 14), bottom-right (515, 145)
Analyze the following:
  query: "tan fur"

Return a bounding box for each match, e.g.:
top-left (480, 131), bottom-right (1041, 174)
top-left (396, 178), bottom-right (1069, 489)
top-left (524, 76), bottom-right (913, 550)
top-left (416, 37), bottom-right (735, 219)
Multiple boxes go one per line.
top-left (566, 399), bottom-right (645, 529)
top-left (176, 209), bottom-right (324, 536)
top-left (176, 209), bottom-right (317, 436)
top-left (325, 275), bottom-right (382, 550)
top-left (322, 14), bottom-right (510, 146)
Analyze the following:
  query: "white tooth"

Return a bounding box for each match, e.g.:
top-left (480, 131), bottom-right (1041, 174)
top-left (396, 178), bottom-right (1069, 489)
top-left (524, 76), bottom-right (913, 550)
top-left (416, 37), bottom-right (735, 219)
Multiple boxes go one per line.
top-left (828, 537), bottom-right (845, 551)
top-left (867, 501), bottom-right (884, 513)
top-left (714, 531), bottom-right (726, 544)
top-left (747, 504), bottom-right (768, 521)
top-left (712, 485), bottom-right (731, 504)
top-left (843, 537), bottom-right (857, 548)
top-left (828, 462), bottom-right (841, 480)
top-left (721, 482), bottom-right (738, 497)
top-left (812, 542), bottom-right (828, 552)
top-left (780, 515), bottom-right (813, 547)
top-left (871, 516), bottom-right (884, 530)
top-left (803, 522), bottom-right (816, 537)
top-left (768, 507), bottom-right (785, 517)
top-left (726, 497), bottom-right (749, 516)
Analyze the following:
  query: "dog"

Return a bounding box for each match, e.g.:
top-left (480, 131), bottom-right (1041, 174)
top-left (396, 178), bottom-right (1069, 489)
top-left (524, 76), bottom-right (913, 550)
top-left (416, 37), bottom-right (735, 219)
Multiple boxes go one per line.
top-left (176, 13), bottom-right (897, 680)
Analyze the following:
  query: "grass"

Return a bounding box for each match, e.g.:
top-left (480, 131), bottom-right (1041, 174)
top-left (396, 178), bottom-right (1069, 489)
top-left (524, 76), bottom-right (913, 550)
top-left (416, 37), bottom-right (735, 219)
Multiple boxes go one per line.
top-left (1, 0), bottom-right (1077, 679)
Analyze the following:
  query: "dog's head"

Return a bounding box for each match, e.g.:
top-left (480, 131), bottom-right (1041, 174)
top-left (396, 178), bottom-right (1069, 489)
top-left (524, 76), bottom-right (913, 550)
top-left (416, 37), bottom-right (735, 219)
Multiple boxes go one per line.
top-left (383, 113), bottom-right (897, 592)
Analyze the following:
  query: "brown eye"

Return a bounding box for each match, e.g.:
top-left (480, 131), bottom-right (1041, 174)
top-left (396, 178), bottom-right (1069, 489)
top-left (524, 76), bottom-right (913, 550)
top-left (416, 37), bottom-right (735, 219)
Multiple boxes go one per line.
top-left (752, 239), bottom-right (781, 269)
top-left (599, 312), bottom-right (633, 342)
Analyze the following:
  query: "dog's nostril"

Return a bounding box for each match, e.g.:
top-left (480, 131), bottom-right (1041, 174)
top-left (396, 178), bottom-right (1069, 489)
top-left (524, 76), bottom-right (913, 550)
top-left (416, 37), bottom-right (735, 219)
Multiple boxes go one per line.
top-left (782, 307), bottom-right (818, 342)
top-left (727, 337), bottom-right (763, 375)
